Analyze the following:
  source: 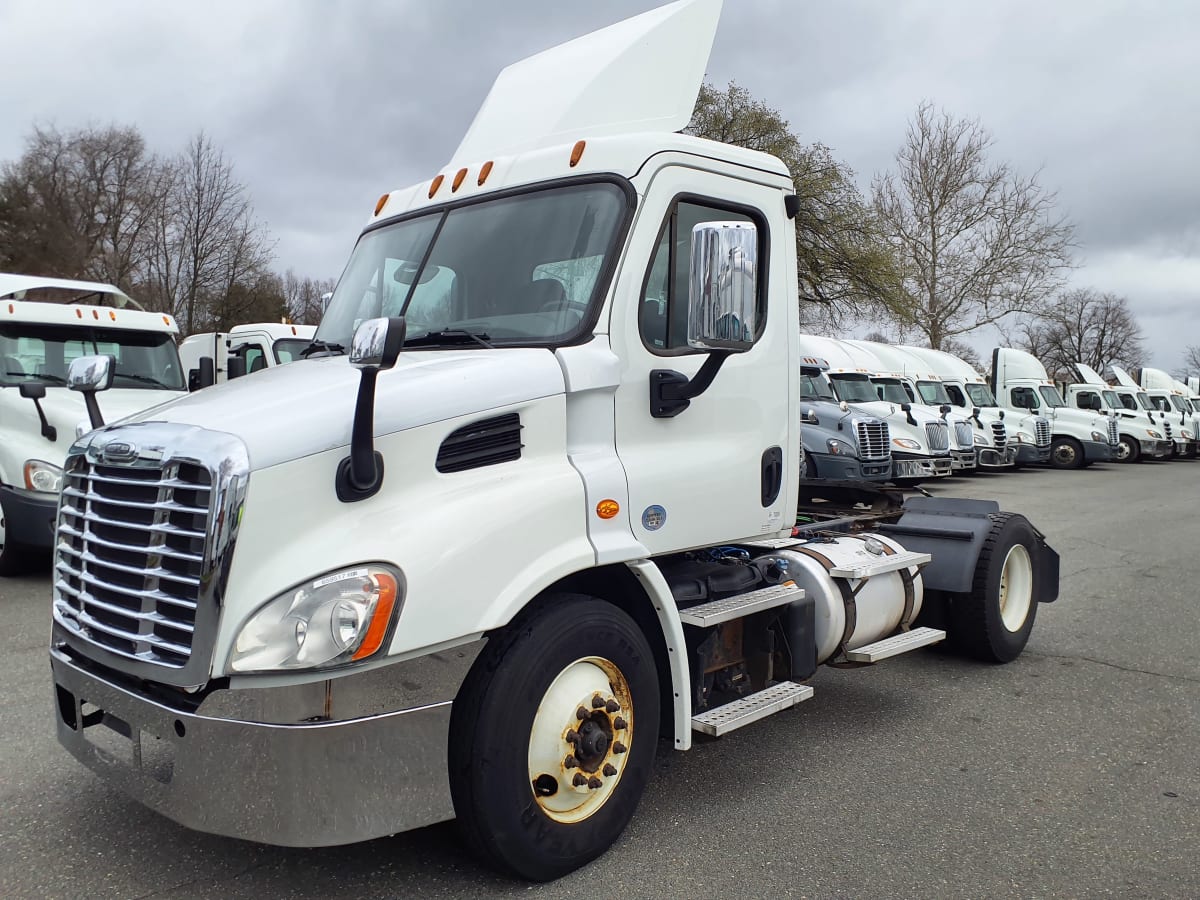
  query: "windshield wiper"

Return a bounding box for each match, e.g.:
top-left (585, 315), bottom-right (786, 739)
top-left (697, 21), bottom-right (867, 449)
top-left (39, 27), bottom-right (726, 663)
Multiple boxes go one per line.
top-left (6, 372), bottom-right (66, 384)
top-left (300, 340), bottom-right (346, 358)
top-left (405, 329), bottom-right (494, 349)
top-left (114, 373), bottom-right (175, 389)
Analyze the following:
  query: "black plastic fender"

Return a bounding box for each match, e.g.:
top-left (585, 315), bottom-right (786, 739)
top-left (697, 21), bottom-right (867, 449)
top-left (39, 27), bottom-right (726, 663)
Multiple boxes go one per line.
top-left (876, 497), bottom-right (1060, 602)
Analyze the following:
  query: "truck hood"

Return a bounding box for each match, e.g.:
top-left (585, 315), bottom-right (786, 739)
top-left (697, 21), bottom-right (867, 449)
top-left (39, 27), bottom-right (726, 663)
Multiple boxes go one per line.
top-left (1109, 365), bottom-right (1138, 388)
top-left (111, 350), bottom-right (566, 470)
top-left (1044, 406), bottom-right (1106, 430)
top-left (1072, 362), bottom-right (1107, 386)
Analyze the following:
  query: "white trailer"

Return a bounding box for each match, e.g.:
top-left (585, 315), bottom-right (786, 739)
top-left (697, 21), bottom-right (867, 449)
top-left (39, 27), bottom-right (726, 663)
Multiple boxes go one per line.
top-left (179, 322), bottom-right (317, 388)
top-left (47, 0), bottom-right (1060, 881)
top-left (0, 274), bottom-right (187, 574)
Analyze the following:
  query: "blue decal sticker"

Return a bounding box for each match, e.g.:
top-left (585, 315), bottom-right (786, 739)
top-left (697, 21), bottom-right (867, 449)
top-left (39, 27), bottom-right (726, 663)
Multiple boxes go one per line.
top-left (641, 505), bottom-right (667, 531)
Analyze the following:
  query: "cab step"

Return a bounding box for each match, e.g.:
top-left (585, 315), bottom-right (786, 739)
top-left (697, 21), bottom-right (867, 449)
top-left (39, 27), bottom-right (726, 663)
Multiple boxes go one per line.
top-left (691, 681), bottom-right (814, 737)
top-left (677, 582), bottom-right (804, 628)
top-left (828, 550), bottom-right (931, 579)
top-left (843, 626), bottom-right (946, 663)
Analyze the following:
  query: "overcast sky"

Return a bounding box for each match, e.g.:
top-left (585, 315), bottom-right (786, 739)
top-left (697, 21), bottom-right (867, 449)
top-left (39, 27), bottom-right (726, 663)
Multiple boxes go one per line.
top-left (2, 0), bottom-right (1198, 371)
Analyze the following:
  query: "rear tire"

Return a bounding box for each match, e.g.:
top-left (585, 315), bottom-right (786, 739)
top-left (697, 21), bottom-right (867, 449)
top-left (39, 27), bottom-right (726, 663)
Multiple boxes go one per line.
top-left (449, 594), bottom-right (660, 882)
top-left (1049, 437), bottom-right (1084, 469)
top-left (950, 513), bottom-right (1041, 662)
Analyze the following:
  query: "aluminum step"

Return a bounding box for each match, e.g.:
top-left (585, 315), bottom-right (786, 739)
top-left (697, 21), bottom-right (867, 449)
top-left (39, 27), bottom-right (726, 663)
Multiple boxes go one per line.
top-left (677, 582), bottom-right (804, 628)
top-left (843, 626), bottom-right (946, 663)
top-left (736, 537), bottom-right (807, 550)
top-left (828, 550), bottom-right (931, 580)
top-left (691, 681), bottom-right (814, 737)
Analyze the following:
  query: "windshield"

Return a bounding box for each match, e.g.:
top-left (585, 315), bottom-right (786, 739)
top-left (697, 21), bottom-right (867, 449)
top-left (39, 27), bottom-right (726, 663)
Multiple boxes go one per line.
top-left (1137, 392), bottom-right (1154, 411)
top-left (273, 338), bottom-right (310, 363)
top-left (964, 382), bottom-right (997, 407)
top-left (1149, 395), bottom-right (1170, 412)
top-left (1038, 385), bottom-right (1065, 408)
top-left (871, 377), bottom-right (911, 404)
top-left (1171, 395), bottom-right (1188, 412)
top-left (1101, 390), bottom-right (1122, 410)
top-left (916, 379), bottom-right (951, 404)
top-left (316, 181), bottom-right (628, 349)
top-left (828, 373), bottom-right (878, 403)
top-left (799, 372), bottom-right (836, 401)
top-left (0, 323), bottom-right (184, 390)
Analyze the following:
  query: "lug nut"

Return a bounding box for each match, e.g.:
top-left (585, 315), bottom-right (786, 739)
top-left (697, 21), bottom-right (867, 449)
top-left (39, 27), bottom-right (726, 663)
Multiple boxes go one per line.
top-left (605, 699), bottom-right (621, 713)
top-left (613, 741), bottom-right (627, 754)
top-left (564, 754), bottom-right (579, 769)
top-left (603, 763), bottom-right (617, 777)
top-left (565, 729), bottom-right (579, 743)
top-left (613, 716), bottom-right (628, 730)
top-left (591, 694), bottom-right (606, 709)
top-left (587, 776), bottom-right (603, 790)
top-left (573, 773), bottom-right (588, 787)
top-left (576, 707), bottom-right (589, 720)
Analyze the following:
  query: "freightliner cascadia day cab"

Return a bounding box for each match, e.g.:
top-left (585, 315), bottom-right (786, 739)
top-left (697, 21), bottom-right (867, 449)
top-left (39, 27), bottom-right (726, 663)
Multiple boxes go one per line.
top-left (0, 274), bottom-right (186, 574)
top-left (1107, 364), bottom-right (1178, 453)
top-left (179, 322), bottom-right (317, 390)
top-left (47, 0), bottom-right (1061, 881)
top-left (900, 344), bottom-right (1046, 467)
top-left (1062, 363), bottom-right (1170, 462)
top-left (797, 334), bottom-right (953, 484)
top-left (796, 356), bottom-right (892, 482)
top-left (991, 347), bottom-right (1118, 469)
top-left (844, 340), bottom-right (984, 473)
top-left (1135, 366), bottom-right (1199, 458)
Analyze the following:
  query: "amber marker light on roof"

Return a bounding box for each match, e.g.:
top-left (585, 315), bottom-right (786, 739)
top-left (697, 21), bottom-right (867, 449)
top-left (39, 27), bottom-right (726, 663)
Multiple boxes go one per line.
top-left (478, 160), bottom-right (494, 185)
top-left (570, 140), bottom-right (586, 167)
top-left (428, 174), bottom-right (445, 198)
top-left (452, 167), bottom-right (468, 192)
top-left (374, 194), bottom-right (389, 216)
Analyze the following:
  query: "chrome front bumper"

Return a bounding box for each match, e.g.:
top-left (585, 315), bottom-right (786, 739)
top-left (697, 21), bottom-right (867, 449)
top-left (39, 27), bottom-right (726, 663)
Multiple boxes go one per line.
top-left (892, 456), bottom-right (953, 479)
top-left (977, 446), bottom-right (1019, 468)
top-left (950, 449), bottom-right (977, 470)
top-left (51, 638), bottom-right (484, 847)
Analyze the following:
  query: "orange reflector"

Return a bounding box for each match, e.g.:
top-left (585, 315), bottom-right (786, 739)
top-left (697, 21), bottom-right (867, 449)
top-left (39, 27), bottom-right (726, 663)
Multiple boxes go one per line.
top-left (428, 174), bottom-right (445, 198)
top-left (570, 140), bottom-right (586, 167)
top-left (478, 160), bottom-right (494, 185)
top-left (597, 499), bottom-right (620, 520)
top-left (162, 315), bottom-right (170, 325)
top-left (352, 573), bottom-right (399, 661)
top-left (6, 303), bottom-right (12, 314)
top-left (291, 325), bottom-right (297, 335)
top-left (76, 309), bottom-right (83, 318)
top-left (374, 193), bottom-right (389, 216)
top-left (92, 310), bottom-right (99, 319)
top-left (452, 168), bottom-right (468, 192)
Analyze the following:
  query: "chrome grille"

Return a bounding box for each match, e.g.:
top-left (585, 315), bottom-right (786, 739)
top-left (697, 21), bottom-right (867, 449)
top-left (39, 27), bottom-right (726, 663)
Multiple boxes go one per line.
top-left (854, 420), bottom-right (891, 461)
top-left (55, 459), bottom-right (210, 668)
top-left (1034, 417), bottom-right (1051, 447)
top-left (1107, 418), bottom-right (1119, 445)
top-left (954, 421), bottom-right (973, 449)
top-left (925, 421), bottom-right (949, 451)
top-left (991, 421), bottom-right (1007, 449)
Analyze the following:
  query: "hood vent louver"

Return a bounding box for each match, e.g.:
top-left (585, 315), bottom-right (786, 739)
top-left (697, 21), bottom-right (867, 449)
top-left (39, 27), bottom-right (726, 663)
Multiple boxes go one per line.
top-left (437, 413), bottom-right (524, 473)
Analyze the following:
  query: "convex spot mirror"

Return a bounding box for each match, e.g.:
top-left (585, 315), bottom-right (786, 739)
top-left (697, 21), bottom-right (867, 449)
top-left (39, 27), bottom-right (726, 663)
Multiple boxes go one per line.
top-left (67, 355), bottom-right (115, 393)
top-left (351, 316), bottom-right (407, 370)
top-left (687, 221), bottom-right (758, 352)
top-left (18, 381), bottom-right (46, 400)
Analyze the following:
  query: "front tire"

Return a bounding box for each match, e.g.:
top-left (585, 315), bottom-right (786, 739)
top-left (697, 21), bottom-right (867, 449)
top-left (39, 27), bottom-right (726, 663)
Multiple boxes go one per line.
top-left (1116, 435), bottom-right (1140, 463)
top-left (449, 594), bottom-right (660, 881)
top-left (950, 513), bottom-right (1041, 662)
top-left (1049, 436), bottom-right (1084, 469)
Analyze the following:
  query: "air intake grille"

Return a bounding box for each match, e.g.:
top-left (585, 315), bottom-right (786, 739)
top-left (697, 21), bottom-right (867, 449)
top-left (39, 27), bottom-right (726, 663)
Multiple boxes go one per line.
top-left (1107, 418), bottom-right (1119, 445)
top-left (991, 421), bottom-right (1007, 448)
top-left (925, 421), bottom-right (949, 451)
top-left (54, 459), bottom-right (210, 668)
top-left (954, 421), bottom-right (974, 449)
top-left (437, 413), bottom-right (524, 473)
top-left (1034, 417), bottom-right (1051, 447)
top-left (854, 420), bottom-right (891, 461)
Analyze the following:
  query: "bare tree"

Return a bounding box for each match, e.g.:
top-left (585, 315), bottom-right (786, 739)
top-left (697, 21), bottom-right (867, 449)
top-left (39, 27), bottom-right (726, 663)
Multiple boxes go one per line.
top-left (281, 269), bottom-right (337, 325)
top-left (686, 82), bottom-right (902, 331)
top-left (1181, 345), bottom-right (1200, 379)
top-left (872, 101), bottom-right (1076, 350)
top-left (1016, 288), bottom-right (1144, 377)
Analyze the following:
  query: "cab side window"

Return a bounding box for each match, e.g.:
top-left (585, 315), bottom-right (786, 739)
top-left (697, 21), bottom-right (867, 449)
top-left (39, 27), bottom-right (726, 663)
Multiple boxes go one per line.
top-left (1011, 386), bottom-right (1039, 409)
top-left (639, 200), bottom-right (763, 352)
top-left (945, 384), bottom-right (966, 406)
top-left (1076, 390), bottom-right (1097, 410)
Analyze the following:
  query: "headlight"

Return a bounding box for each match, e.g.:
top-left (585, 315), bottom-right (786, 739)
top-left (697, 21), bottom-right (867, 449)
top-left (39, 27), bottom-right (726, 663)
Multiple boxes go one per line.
top-left (1184, 429), bottom-right (1194, 439)
top-left (24, 459), bottom-right (63, 494)
top-left (826, 438), bottom-right (853, 456)
top-left (892, 438), bottom-right (921, 450)
top-left (1090, 431), bottom-right (1105, 442)
top-left (1147, 430), bottom-right (1163, 439)
top-left (973, 433), bottom-right (987, 446)
top-left (230, 565), bottom-right (403, 673)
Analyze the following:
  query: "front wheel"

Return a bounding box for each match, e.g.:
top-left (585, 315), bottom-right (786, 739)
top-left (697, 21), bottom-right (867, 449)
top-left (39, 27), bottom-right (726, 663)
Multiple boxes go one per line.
top-left (449, 594), bottom-right (660, 881)
top-left (1049, 436), bottom-right (1084, 469)
top-left (1116, 435), bottom-right (1140, 463)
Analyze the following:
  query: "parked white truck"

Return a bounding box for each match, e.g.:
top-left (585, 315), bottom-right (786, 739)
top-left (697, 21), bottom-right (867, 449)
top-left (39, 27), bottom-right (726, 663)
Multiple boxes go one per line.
top-left (179, 322), bottom-right (317, 389)
top-left (1115, 365), bottom-right (1197, 458)
top-left (991, 347), bottom-right (1118, 469)
top-left (796, 356), bottom-right (893, 482)
top-left (797, 334), bottom-right (953, 484)
top-left (0, 274), bottom-right (187, 574)
top-left (47, 0), bottom-right (1060, 882)
top-left (1060, 363), bottom-right (1170, 462)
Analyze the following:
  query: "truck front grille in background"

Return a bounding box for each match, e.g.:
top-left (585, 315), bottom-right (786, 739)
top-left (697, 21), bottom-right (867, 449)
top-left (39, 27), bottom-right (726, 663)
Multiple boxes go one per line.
top-left (991, 421), bottom-right (1007, 448)
top-left (854, 420), bottom-right (890, 461)
top-left (925, 422), bottom-right (949, 451)
top-left (1035, 418), bottom-right (1051, 447)
top-left (437, 413), bottom-right (524, 473)
top-left (1108, 418), bottom-right (1120, 444)
top-left (55, 459), bottom-right (211, 668)
top-left (954, 421), bottom-right (974, 449)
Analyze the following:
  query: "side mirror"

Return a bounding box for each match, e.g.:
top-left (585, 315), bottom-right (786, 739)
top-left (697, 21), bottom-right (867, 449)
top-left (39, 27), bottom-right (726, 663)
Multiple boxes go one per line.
top-left (337, 317), bottom-right (407, 502)
top-left (900, 402), bottom-right (912, 412)
top-left (687, 221), bottom-right (757, 352)
top-left (227, 356), bottom-right (247, 380)
top-left (68, 354), bottom-right (115, 430)
top-left (801, 409), bottom-right (819, 426)
top-left (197, 357), bottom-right (216, 389)
top-left (19, 381), bottom-right (57, 441)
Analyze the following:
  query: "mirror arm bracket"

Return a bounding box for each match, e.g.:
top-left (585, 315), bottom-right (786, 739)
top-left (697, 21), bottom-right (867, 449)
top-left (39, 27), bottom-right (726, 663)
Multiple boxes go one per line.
top-left (649, 350), bottom-right (732, 418)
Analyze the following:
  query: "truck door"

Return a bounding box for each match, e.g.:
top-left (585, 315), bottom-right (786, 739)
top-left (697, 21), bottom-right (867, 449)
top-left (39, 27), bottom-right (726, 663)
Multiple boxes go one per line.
top-left (608, 166), bottom-right (795, 553)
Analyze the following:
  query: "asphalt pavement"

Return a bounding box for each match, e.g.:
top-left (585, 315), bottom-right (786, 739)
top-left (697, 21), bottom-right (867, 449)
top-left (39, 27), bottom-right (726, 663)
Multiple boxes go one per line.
top-left (1, 461), bottom-right (1197, 898)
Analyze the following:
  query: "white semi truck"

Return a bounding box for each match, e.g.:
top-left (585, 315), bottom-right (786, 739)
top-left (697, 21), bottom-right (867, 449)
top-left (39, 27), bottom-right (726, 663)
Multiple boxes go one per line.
top-left (991, 347), bottom-right (1118, 469)
top-left (47, 0), bottom-right (1060, 881)
top-left (0, 274), bottom-right (187, 574)
top-left (795, 357), bottom-right (893, 482)
top-left (1060, 363), bottom-right (1171, 462)
top-left (179, 322), bottom-right (317, 389)
top-left (1133, 366), bottom-right (1199, 458)
top-left (797, 334), bottom-right (953, 484)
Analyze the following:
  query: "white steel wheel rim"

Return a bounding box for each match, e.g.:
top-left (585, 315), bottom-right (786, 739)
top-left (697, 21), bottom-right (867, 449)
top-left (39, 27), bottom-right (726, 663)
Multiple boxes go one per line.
top-left (1053, 443), bottom-right (1075, 465)
top-left (1116, 440), bottom-right (1131, 461)
top-left (998, 544), bottom-right (1034, 632)
top-left (527, 656), bottom-right (633, 825)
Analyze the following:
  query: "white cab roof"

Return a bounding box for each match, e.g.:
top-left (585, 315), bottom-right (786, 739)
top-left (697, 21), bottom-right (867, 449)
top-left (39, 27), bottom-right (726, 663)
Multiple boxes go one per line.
top-left (993, 347), bottom-right (1050, 384)
top-left (0, 272), bottom-right (142, 309)
top-left (900, 345), bottom-right (986, 383)
top-left (845, 340), bottom-right (944, 381)
top-left (1138, 366), bottom-right (1180, 392)
top-left (797, 334), bottom-right (881, 374)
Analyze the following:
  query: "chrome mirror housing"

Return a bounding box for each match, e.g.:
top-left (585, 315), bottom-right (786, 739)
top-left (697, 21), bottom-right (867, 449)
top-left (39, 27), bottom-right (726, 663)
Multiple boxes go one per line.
top-left (350, 317), bottom-right (406, 371)
top-left (687, 221), bottom-right (758, 352)
top-left (67, 355), bottom-right (115, 393)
